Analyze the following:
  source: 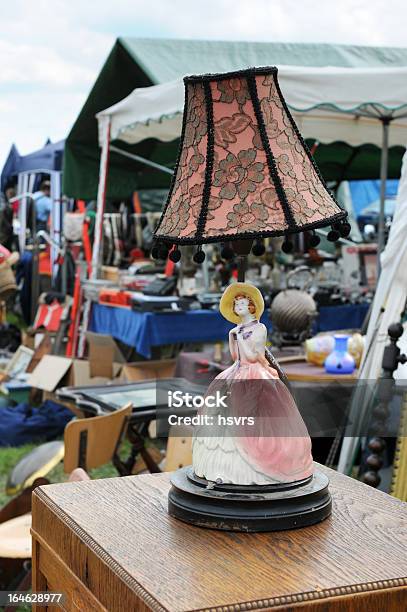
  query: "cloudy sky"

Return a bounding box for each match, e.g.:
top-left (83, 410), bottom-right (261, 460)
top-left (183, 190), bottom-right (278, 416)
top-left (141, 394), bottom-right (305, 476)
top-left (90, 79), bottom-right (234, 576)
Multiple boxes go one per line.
top-left (1, 0), bottom-right (406, 174)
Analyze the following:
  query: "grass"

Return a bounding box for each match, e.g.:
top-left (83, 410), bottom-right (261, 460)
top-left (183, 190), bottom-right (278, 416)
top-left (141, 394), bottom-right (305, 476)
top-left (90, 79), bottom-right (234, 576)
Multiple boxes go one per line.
top-left (0, 444), bottom-right (38, 507)
top-left (0, 440), bottom-right (132, 509)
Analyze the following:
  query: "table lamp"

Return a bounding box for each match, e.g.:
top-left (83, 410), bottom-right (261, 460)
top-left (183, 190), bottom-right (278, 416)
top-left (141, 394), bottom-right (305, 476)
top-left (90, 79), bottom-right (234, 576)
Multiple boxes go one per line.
top-left (153, 67), bottom-right (349, 531)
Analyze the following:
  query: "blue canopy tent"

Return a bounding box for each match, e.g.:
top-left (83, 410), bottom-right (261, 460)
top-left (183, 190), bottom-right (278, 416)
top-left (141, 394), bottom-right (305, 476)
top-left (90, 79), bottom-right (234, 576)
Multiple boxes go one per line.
top-left (1, 140), bottom-right (65, 190)
top-left (17, 139), bottom-right (64, 175)
top-left (1, 144), bottom-right (21, 192)
top-left (1, 139), bottom-right (65, 282)
top-left (349, 179), bottom-right (399, 216)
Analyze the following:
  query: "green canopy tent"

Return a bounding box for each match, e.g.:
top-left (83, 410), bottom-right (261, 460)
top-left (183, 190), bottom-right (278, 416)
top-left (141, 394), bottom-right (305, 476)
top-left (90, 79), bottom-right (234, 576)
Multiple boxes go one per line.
top-left (63, 38), bottom-right (407, 201)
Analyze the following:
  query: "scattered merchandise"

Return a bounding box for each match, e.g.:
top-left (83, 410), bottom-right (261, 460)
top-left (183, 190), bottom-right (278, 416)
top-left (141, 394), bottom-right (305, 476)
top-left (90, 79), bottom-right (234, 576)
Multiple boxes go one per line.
top-left (305, 332), bottom-right (364, 367)
top-left (0, 401), bottom-right (73, 447)
top-left (324, 334), bottom-right (356, 375)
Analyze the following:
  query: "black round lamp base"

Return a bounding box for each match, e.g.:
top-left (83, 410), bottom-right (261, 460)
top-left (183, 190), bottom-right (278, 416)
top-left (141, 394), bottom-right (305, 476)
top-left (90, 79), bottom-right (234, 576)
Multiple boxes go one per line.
top-left (168, 467), bottom-right (332, 532)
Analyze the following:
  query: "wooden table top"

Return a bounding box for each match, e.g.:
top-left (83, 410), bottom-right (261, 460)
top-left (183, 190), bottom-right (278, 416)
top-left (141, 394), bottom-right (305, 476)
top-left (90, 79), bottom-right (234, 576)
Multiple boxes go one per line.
top-left (279, 357), bottom-right (358, 382)
top-left (182, 353), bottom-right (358, 384)
top-left (32, 465), bottom-right (407, 611)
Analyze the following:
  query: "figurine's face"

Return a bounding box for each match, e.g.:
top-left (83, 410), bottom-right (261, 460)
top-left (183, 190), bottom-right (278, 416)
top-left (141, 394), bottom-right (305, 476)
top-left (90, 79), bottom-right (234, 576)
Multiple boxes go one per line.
top-left (234, 296), bottom-right (251, 317)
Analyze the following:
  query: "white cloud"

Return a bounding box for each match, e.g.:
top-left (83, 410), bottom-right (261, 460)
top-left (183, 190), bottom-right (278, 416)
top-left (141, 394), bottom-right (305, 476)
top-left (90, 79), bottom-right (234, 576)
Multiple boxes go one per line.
top-left (0, 40), bottom-right (94, 87)
top-left (1, 0), bottom-right (407, 178)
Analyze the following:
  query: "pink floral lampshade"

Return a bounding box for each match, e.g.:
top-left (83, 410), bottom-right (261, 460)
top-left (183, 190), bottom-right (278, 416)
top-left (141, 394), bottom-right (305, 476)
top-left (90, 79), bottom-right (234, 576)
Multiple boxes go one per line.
top-left (154, 67), bottom-right (348, 255)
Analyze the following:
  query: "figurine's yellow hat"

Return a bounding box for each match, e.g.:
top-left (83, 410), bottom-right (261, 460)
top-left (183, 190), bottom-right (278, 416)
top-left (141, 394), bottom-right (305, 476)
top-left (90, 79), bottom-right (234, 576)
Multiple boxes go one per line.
top-left (219, 282), bottom-right (264, 325)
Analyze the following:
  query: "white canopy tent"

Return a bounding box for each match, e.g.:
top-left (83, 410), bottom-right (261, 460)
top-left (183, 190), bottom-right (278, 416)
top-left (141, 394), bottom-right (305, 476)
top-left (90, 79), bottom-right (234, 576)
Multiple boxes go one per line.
top-left (97, 66), bottom-right (407, 149)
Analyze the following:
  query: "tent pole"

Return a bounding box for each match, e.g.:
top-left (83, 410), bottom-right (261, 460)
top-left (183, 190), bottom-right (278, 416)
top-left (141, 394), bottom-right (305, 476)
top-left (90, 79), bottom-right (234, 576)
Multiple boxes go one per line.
top-left (109, 145), bottom-right (174, 175)
top-left (60, 182), bottom-right (68, 295)
top-left (18, 173), bottom-right (27, 253)
top-left (50, 171), bottom-right (62, 286)
top-left (377, 118), bottom-right (390, 274)
top-left (30, 188), bottom-right (39, 324)
top-left (77, 118), bottom-right (111, 359)
top-left (91, 118), bottom-right (111, 280)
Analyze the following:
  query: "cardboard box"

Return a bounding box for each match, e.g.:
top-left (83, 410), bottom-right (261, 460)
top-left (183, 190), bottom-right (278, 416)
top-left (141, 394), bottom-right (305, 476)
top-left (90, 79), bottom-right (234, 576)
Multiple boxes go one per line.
top-left (22, 329), bottom-right (46, 350)
top-left (85, 331), bottom-right (126, 379)
top-left (22, 331), bottom-right (35, 350)
top-left (67, 359), bottom-right (122, 387)
top-left (28, 355), bottom-right (122, 392)
top-left (120, 359), bottom-right (176, 382)
top-left (27, 355), bottom-right (72, 392)
top-left (26, 334), bottom-right (53, 373)
top-left (28, 332), bottom-right (127, 392)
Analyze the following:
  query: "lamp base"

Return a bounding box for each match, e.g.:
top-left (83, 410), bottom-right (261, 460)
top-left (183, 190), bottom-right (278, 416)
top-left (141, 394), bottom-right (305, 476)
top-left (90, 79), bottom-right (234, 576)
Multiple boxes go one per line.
top-left (168, 467), bottom-right (331, 532)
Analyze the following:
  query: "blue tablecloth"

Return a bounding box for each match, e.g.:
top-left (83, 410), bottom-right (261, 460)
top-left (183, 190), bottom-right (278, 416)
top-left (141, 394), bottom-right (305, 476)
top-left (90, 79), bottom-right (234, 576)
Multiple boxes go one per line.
top-left (314, 303), bottom-right (369, 333)
top-left (90, 305), bottom-right (272, 359)
top-left (90, 303), bottom-right (369, 359)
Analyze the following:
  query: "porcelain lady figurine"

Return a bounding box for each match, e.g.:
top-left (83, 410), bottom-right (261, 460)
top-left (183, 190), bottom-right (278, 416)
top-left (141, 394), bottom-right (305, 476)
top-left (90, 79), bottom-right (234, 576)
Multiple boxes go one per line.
top-left (192, 282), bottom-right (314, 485)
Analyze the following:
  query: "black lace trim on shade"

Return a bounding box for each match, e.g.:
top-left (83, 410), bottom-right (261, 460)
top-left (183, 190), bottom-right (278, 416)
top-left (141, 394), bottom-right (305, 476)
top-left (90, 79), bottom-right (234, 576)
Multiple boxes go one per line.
top-left (247, 70), bottom-right (297, 231)
top-left (156, 209), bottom-right (347, 245)
top-left (184, 66), bottom-right (278, 84)
top-left (271, 70), bottom-right (346, 215)
top-left (196, 81), bottom-right (214, 240)
top-left (154, 75), bottom-right (190, 236)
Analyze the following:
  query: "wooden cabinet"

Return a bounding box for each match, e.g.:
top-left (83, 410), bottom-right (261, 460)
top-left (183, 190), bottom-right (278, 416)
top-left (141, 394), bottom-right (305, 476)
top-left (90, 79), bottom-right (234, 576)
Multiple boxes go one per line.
top-left (32, 466), bottom-right (407, 611)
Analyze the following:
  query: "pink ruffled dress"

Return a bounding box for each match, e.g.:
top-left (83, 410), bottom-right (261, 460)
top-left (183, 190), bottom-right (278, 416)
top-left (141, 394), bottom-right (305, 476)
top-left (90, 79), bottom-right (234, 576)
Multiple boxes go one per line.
top-left (192, 320), bottom-right (313, 485)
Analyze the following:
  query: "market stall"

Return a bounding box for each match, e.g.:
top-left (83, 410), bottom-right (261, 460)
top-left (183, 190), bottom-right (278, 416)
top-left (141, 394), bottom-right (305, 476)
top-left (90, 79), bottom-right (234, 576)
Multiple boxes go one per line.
top-left (1, 139), bottom-right (65, 280)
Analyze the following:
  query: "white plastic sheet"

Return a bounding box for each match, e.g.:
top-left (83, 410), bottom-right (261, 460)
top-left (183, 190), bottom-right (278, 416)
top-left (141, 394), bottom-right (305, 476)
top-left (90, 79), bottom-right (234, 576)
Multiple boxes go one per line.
top-left (337, 146), bottom-right (407, 473)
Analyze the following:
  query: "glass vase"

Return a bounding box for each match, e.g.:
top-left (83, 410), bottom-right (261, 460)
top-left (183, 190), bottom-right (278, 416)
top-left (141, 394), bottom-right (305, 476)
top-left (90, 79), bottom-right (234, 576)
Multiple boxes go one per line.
top-left (324, 334), bottom-right (356, 375)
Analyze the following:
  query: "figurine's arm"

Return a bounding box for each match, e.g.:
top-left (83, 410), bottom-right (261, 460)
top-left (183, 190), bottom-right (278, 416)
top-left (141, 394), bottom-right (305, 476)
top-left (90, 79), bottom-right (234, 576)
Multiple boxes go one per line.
top-left (241, 325), bottom-right (266, 362)
top-left (229, 329), bottom-right (238, 361)
top-left (250, 324), bottom-right (279, 377)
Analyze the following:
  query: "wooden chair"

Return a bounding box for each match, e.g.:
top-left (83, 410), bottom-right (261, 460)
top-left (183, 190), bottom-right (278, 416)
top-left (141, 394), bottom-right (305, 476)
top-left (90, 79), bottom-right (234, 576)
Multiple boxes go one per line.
top-left (163, 424), bottom-right (193, 471)
top-left (0, 405), bottom-right (132, 595)
top-left (6, 404), bottom-right (133, 498)
top-left (64, 403), bottom-right (132, 474)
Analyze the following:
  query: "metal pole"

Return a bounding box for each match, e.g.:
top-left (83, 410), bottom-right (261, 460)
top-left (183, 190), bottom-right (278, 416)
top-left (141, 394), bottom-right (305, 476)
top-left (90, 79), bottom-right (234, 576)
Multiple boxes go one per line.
top-left (18, 174), bottom-right (28, 253)
top-left (91, 118), bottom-right (111, 279)
top-left (30, 196), bottom-right (39, 324)
top-left (377, 119), bottom-right (390, 275)
top-left (237, 256), bottom-right (247, 282)
top-left (109, 145), bottom-right (174, 175)
top-left (77, 118), bottom-right (111, 358)
top-left (234, 240), bottom-right (253, 282)
top-left (202, 245), bottom-right (210, 291)
top-left (61, 195), bottom-right (68, 295)
top-left (50, 170), bottom-right (62, 286)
